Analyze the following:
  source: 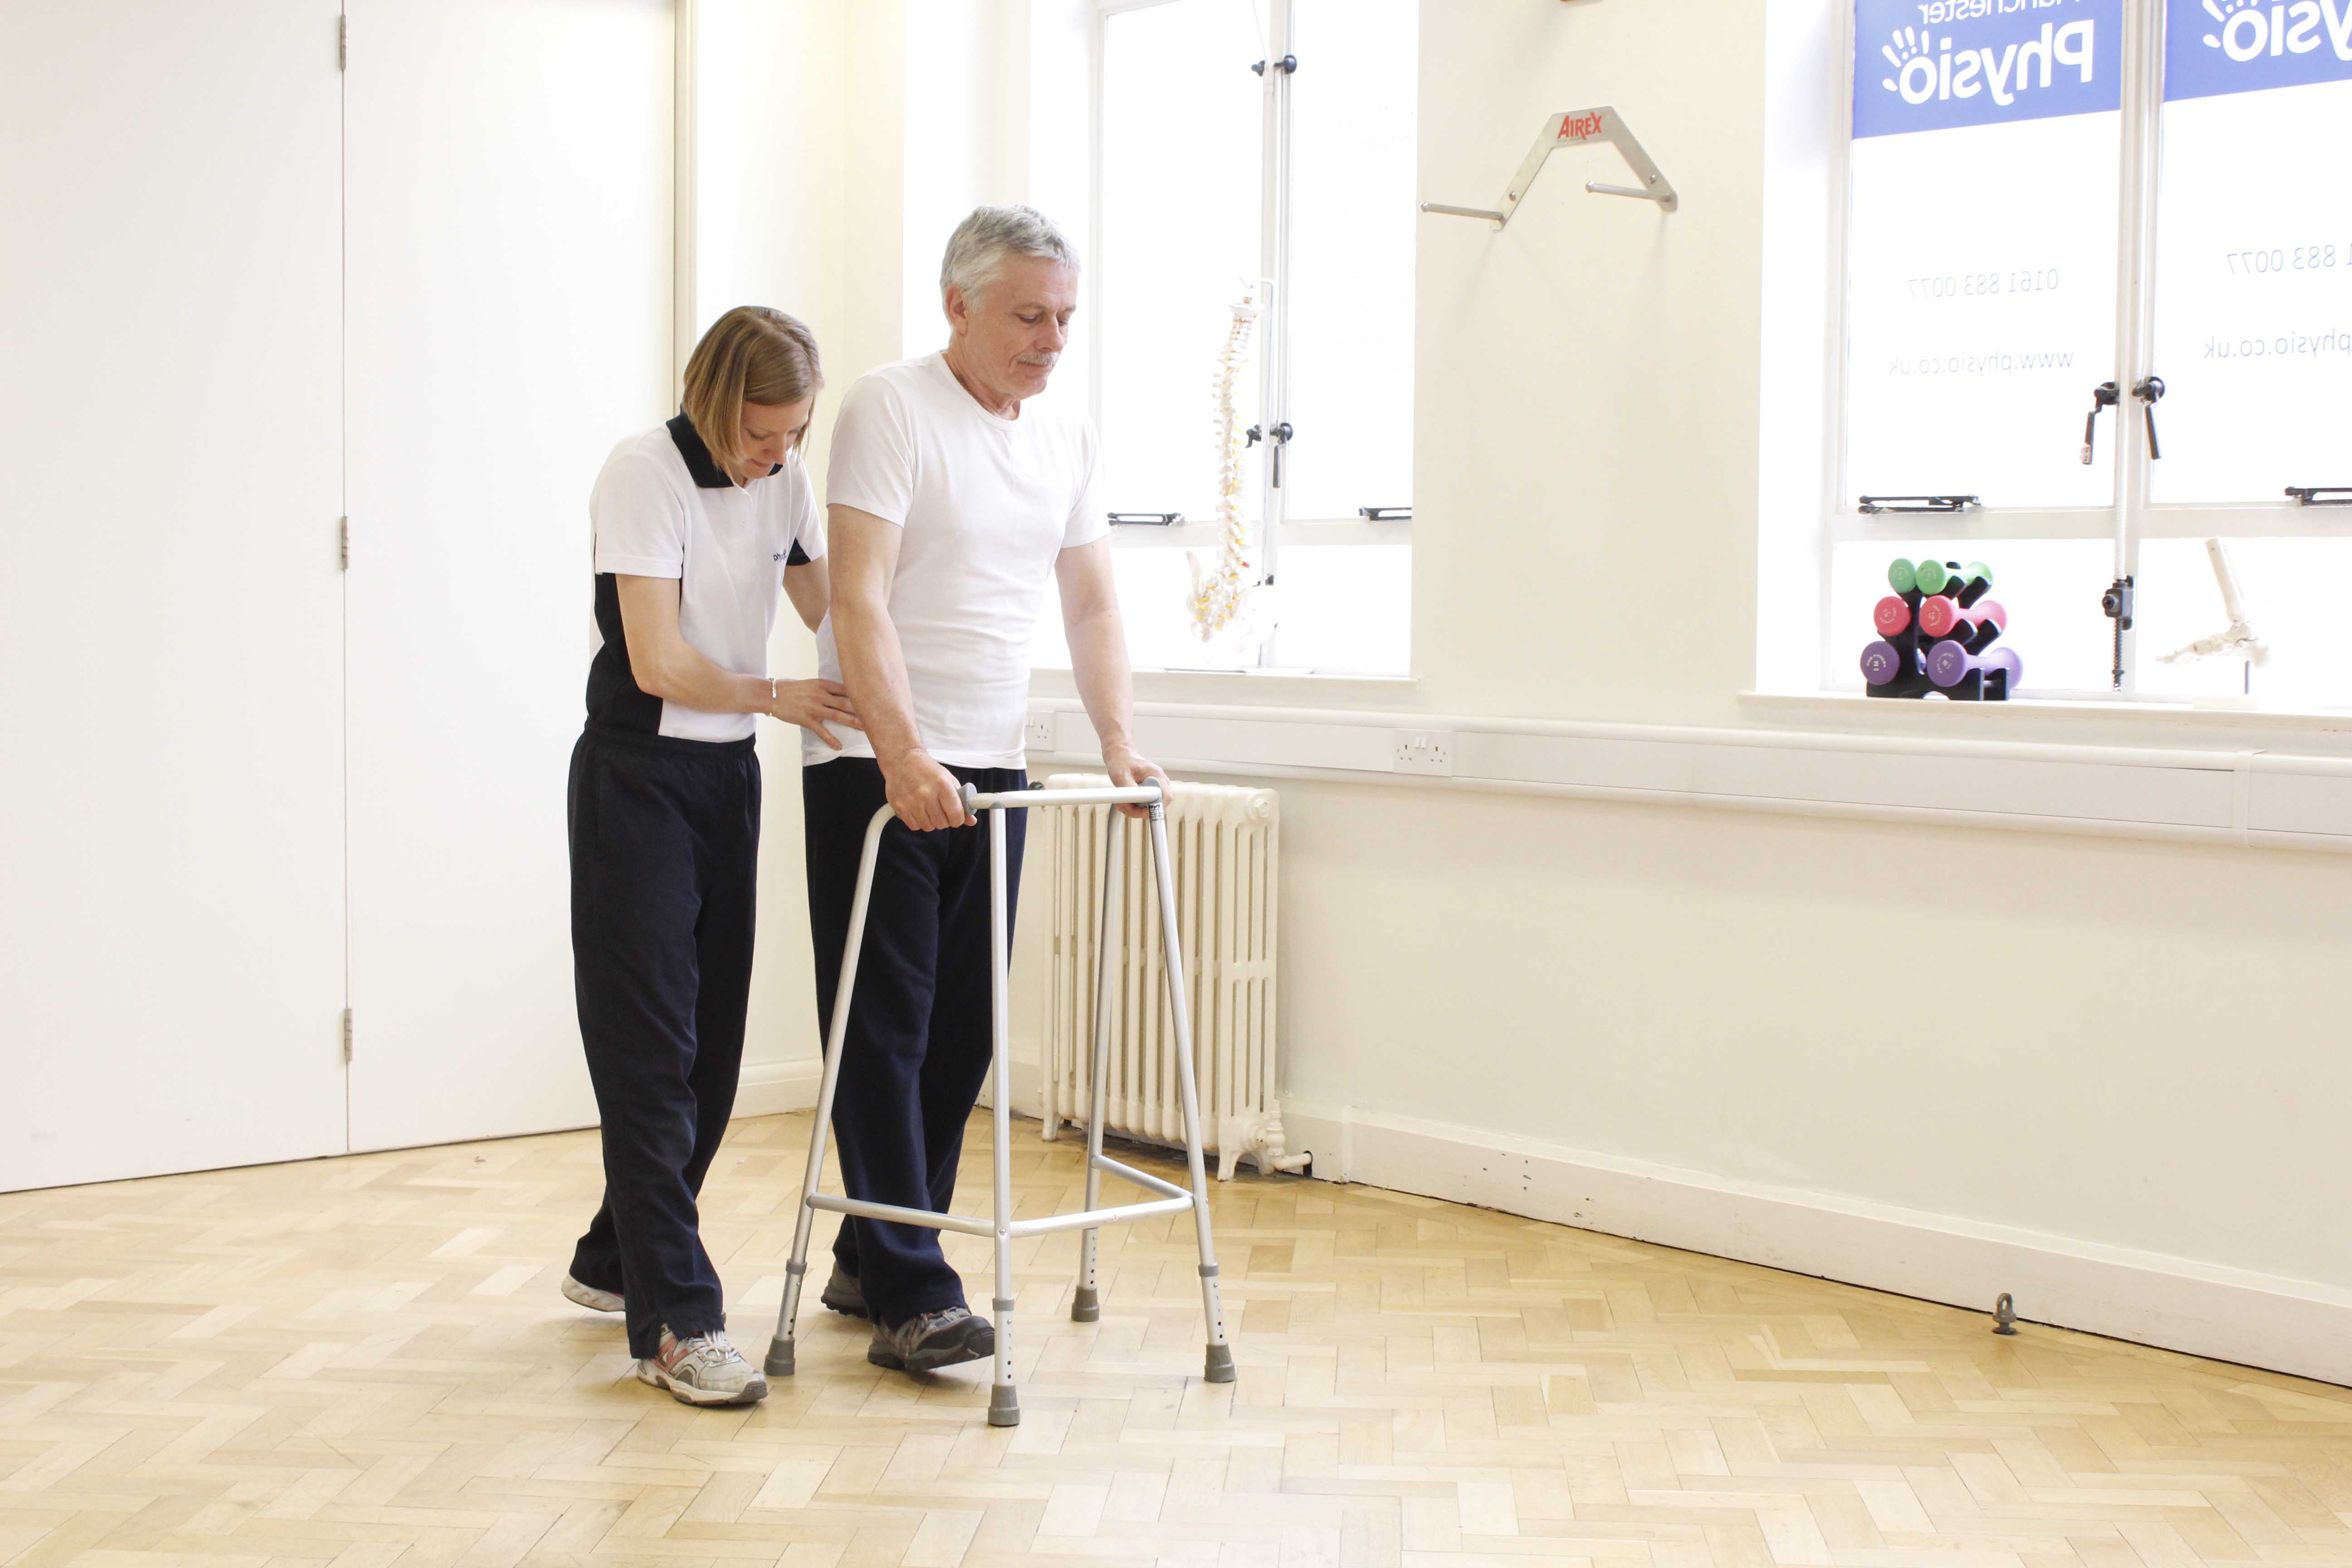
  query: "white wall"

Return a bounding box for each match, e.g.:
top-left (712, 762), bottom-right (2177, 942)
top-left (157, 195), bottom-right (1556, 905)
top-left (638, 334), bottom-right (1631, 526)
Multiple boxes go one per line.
top-left (1005, 0), bottom-right (2352, 1383)
top-left (710, 0), bottom-right (2352, 1381)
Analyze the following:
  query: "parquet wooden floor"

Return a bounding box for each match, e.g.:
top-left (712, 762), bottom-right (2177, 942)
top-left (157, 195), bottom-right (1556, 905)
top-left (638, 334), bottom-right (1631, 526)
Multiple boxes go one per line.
top-left (5, 1111), bottom-right (2351, 1568)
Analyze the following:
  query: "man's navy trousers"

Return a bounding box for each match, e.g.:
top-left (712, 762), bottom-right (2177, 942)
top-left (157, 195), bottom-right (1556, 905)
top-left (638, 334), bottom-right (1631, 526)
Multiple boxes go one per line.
top-left (802, 755), bottom-right (1026, 1330)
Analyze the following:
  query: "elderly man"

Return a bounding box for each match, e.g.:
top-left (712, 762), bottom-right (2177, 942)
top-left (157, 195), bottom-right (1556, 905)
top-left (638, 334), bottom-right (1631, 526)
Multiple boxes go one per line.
top-left (802, 206), bottom-right (1165, 1373)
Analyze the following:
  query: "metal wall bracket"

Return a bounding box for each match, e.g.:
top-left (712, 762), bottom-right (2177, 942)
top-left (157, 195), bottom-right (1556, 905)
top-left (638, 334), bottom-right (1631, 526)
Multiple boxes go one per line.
top-left (1420, 106), bottom-right (1677, 227)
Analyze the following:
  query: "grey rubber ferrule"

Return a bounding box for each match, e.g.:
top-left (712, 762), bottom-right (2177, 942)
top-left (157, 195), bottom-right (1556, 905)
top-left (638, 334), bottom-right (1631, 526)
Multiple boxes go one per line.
top-left (1197, 1264), bottom-right (1220, 1278)
top-left (987, 1384), bottom-right (1021, 1426)
top-left (1070, 1285), bottom-right (1101, 1323)
top-left (784, 1259), bottom-right (808, 1275)
top-left (1203, 1343), bottom-right (1236, 1382)
top-left (992, 1297), bottom-right (1016, 1315)
top-left (764, 1338), bottom-right (796, 1377)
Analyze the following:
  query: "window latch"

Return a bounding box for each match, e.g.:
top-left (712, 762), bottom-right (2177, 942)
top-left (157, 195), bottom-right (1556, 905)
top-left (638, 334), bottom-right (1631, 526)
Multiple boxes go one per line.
top-left (2286, 486), bottom-right (2352, 506)
top-left (1244, 422), bottom-right (1293, 487)
top-left (2132, 375), bottom-right (2165, 460)
top-left (1358, 506), bottom-right (1411, 521)
top-left (1251, 54), bottom-right (1297, 75)
top-left (1107, 511), bottom-right (1181, 527)
top-left (1857, 495), bottom-right (1978, 514)
top-left (2080, 381), bottom-right (2119, 465)
top-left (2101, 575), bottom-right (2135, 691)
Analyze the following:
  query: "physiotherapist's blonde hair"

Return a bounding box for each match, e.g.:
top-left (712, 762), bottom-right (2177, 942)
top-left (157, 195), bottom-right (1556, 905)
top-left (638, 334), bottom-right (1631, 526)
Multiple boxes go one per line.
top-left (681, 306), bottom-right (823, 476)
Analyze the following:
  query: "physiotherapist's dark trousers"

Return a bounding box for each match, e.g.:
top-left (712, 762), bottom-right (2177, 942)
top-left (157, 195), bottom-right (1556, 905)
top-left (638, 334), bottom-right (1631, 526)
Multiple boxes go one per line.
top-left (566, 722), bottom-right (760, 1360)
top-left (802, 756), bottom-right (1026, 1329)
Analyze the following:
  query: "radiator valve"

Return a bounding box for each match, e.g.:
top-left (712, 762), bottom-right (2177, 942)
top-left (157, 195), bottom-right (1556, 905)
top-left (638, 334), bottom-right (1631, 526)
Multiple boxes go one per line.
top-left (1219, 1107), bottom-right (1314, 1180)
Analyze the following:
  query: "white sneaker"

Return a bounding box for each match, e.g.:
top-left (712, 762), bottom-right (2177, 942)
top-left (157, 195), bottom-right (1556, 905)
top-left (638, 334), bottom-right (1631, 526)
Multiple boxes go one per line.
top-left (562, 1274), bottom-right (624, 1313)
top-left (636, 1327), bottom-right (768, 1407)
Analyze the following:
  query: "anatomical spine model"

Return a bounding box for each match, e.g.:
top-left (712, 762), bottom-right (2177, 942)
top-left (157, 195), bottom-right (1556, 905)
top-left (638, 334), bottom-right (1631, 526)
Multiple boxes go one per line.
top-left (1187, 286), bottom-right (1261, 642)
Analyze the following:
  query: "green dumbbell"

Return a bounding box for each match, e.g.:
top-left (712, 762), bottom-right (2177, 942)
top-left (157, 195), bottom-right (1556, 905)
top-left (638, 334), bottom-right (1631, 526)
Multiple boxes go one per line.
top-left (1955, 561), bottom-right (1994, 608)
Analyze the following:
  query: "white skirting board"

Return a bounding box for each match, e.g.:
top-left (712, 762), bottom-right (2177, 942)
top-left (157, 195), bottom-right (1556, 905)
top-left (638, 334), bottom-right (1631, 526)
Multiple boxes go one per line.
top-left (735, 1057), bottom-right (823, 1118)
top-left (739, 1058), bottom-right (1050, 1122)
top-left (1282, 1098), bottom-right (2352, 1388)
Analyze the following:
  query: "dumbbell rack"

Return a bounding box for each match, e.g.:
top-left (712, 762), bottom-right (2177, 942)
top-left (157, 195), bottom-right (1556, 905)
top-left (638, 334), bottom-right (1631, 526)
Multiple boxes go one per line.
top-left (1861, 559), bottom-right (2018, 701)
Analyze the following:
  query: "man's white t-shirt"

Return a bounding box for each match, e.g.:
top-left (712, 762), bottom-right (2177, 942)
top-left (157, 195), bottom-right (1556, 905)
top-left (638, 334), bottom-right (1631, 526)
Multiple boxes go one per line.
top-left (588, 416), bottom-right (826, 744)
top-left (810, 352), bottom-right (1105, 769)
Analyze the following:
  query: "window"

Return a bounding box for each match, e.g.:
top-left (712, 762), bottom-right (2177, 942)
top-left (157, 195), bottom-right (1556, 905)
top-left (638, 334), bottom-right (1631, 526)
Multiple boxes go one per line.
top-left (1830, 0), bottom-right (2352, 705)
top-left (1057, 0), bottom-right (1416, 676)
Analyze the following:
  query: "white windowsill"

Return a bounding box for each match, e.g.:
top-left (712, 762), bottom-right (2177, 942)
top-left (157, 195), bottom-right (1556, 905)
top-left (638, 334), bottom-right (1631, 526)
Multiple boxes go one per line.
top-left (1031, 666), bottom-right (1418, 706)
top-left (1740, 689), bottom-right (2352, 749)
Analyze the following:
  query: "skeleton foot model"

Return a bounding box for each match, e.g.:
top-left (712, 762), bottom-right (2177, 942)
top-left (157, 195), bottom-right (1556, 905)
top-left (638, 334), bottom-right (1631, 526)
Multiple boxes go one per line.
top-left (2159, 538), bottom-right (2268, 676)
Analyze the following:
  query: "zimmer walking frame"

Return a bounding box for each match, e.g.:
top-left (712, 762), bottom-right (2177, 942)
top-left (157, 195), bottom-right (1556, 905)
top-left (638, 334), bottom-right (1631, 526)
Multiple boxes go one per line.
top-left (765, 780), bottom-right (1234, 1426)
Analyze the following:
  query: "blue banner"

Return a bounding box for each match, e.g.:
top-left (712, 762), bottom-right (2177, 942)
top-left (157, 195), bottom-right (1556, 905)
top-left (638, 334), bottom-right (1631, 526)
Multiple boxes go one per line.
top-left (1853, 0), bottom-right (2122, 137)
top-left (2165, 0), bottom-right (2352, 100)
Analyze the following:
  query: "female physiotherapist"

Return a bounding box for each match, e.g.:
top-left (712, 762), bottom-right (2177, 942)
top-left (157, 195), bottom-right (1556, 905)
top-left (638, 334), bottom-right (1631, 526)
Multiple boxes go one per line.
top-left (558, 307), bottom-right (858, 1407)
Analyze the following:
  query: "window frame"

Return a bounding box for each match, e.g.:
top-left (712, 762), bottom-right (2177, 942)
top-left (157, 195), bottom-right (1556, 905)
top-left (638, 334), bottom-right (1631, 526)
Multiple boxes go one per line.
top-left (1086, 0), bottom-right (1413, 674)
top-left (1821, 0), bottom-right (2342, 701)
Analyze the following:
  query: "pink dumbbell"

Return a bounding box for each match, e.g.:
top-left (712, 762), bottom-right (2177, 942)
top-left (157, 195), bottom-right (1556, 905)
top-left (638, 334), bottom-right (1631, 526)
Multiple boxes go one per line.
top-left (1919, 595), bottom-right (2007, 642)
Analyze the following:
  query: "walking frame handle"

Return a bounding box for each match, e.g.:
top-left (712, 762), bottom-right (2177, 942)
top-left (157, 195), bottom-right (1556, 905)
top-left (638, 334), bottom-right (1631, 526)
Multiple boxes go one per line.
top-left (962, 780), bottom-right (1166, 813)
top-left (849, 781), bottom-right (1167, 847)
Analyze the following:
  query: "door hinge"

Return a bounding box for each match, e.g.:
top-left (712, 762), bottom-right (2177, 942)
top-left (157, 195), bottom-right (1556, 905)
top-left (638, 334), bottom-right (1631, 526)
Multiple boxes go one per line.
top-left (338, 15), bottom-right (347, 71)
top-left (342, 1007), bottom-right (354, 1063)
top-left (339, 515), bottom-right (349, 570)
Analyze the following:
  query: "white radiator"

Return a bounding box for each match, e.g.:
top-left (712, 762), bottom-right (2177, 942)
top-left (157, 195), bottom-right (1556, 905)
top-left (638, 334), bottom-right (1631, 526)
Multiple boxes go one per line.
top-left (1039, 774), bottom-right (1303, 1179)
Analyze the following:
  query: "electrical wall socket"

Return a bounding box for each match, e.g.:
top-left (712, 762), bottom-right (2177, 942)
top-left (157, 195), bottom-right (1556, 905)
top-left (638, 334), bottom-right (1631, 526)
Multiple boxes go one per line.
top-left (1391, 730), bottom-right (1455, 776)
top-left (1024, 711), bottom-right (1057, 750)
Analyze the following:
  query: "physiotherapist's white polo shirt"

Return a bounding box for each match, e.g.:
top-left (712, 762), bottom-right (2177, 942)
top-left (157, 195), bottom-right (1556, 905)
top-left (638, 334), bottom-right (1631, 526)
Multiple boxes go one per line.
top-left (809, 352), bottom-right (1105, 769)
top-left (586, 414), bottom-right (825, 744)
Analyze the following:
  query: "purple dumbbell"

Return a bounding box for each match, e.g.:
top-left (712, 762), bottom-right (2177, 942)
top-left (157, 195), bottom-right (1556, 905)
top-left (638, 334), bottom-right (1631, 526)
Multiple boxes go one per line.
top-left (1926, 641), bottom-right (2021, 693)
top-left (1860, 638), bottom-right (1917, 687)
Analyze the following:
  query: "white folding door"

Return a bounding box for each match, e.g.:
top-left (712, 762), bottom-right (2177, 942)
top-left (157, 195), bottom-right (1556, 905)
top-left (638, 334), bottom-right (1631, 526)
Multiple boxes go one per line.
top-left (0, 1), bottom-right (350, 1191)
top-left (344, 0), bottom-right (676, 1150)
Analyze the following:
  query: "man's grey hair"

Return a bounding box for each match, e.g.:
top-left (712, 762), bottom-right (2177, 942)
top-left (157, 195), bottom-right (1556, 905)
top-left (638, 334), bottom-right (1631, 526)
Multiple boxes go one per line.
top-left (939, 205), bottom-right (1078, 305)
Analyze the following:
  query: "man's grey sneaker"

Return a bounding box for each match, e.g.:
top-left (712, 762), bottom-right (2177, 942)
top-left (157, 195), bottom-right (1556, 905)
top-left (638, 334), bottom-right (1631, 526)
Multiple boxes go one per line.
top-left (562, 1274), bottom-right (624, 1313)
top-left (819, 1263), bottom-right (868, 1319)
top-left (867, 1306), bottom-right (995, 1372)
top-left (636, 1328), bottom-right (768, 1406)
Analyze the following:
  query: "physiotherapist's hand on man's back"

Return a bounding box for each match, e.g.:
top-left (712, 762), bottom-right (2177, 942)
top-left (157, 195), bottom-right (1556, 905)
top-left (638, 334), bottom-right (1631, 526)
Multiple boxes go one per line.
top-left (768, 680), bottom-right (862, 750)
top-left (882, 746), bottom-right (978, 832)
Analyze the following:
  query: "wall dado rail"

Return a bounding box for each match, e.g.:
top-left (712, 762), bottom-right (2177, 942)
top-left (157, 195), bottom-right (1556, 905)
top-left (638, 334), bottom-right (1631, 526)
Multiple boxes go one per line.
top-left (1025, 700), bottom-right (2352, 852)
